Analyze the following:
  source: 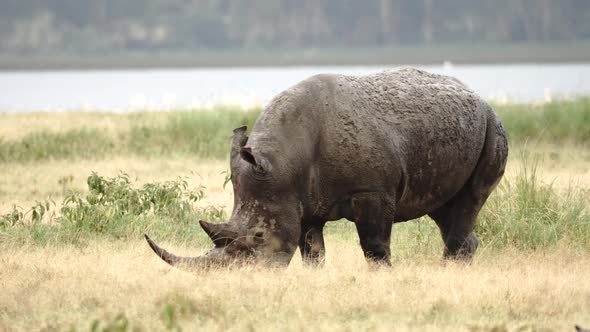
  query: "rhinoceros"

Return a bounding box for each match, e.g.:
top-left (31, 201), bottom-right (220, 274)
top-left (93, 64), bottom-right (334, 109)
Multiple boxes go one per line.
top-left (145, 68), bottom-right (508, 269)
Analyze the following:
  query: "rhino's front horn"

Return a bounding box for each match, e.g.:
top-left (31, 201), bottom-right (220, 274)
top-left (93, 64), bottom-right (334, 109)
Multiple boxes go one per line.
top-left (199, 220), bottom-right (239, 247)
top-left (144, 234), bottom-right (223, 270)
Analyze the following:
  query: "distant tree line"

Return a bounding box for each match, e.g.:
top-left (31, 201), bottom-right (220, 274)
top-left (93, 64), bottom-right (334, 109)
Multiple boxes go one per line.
top-left (1, 0), bottom-right (589, 53)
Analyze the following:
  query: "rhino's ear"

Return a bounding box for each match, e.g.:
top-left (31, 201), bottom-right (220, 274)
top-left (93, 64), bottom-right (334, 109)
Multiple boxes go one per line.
top-left (231, 126), bottom-right (248, 161)
top-left (232, 126), bottom-right (247, 138)
top-left (232, 126), bottom-right (248, 148)
top-left (240, 147), bottom-right (271, 173)
top-left (240, 147), bottom-right (256, 165)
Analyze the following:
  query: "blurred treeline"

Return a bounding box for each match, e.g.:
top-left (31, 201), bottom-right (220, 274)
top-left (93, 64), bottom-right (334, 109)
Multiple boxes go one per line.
top-left (1, 0), bottom-right (589, 53)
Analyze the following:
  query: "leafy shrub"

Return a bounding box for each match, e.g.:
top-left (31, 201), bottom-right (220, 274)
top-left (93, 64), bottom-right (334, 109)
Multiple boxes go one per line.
top-left (0, 200), bottom-right (55, 227)
top-left (61, 172), bottom-right (206, 232)
top-left (0, 173), bottom-right (226, 245)
top-left (0, 206), bottom-right (24, 228)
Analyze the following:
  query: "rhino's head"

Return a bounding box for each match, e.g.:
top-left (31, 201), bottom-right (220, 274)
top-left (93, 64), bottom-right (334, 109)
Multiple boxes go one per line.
top-left (145, 126), bottom-right (304, 270)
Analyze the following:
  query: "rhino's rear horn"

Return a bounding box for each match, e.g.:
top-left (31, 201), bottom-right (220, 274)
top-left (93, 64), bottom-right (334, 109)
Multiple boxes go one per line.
top-left (199, 220), bottom-right (239, 247)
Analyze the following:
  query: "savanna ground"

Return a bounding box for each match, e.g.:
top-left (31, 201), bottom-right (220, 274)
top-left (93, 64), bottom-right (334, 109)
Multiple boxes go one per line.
top-left (1, 99), bottom-right (590, 331)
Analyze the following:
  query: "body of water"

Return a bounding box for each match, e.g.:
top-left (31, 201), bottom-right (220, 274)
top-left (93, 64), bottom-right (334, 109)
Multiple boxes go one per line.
top-left (1, 63), bottom-right (589, 112)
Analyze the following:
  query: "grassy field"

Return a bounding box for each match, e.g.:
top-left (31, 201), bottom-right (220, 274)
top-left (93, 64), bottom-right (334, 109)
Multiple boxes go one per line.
top-left (1, 100), bottom-right (590, 331)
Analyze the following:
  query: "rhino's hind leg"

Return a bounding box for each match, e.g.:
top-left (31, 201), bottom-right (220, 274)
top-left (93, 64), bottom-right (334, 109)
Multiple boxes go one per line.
top-left (351, 193), bottom-right (395, 266)
top-left (299, 221), bottom-right (326, 266)
top-left (428, 193), bottom-right (482, 260)
top-left (429, 110), bottom-right (508, 260)
top-left (355, 221), bottom-right (393, 265)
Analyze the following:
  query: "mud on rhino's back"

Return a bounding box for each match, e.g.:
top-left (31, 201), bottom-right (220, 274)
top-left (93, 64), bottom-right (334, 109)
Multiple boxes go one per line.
top-left (316, 68), bottom-right (489, 221)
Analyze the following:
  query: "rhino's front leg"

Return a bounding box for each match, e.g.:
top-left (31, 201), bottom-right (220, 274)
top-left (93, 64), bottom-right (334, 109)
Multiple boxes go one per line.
top-left (351, 193), bottom-right (394, 266)
top-left (298, 221), bottom-right (326, 266)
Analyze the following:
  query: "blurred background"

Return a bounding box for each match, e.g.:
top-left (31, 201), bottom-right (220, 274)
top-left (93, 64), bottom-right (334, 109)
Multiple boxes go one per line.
top-left (1, 0), bottom-right (590, 111)
top-left (3, 4), bottom-right (590, 331)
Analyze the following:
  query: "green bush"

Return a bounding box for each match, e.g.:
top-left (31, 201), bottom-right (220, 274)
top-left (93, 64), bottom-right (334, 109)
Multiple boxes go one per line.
top-left (61, 172), bottom-right (205, 232)
top-left (0, 173), bottom-right (226, 246)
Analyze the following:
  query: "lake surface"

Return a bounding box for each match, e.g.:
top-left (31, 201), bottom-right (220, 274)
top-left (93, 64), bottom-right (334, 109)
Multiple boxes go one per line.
top-left (1, 63), bottom-right (589, 112)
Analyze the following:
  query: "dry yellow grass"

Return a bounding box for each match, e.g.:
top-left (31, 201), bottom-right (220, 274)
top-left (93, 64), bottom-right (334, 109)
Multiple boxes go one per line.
top-left (505, 144), bottom-right (590, 188)
top-left (1, 240), bottom-right (589, 331)
top-left (1, 152), bottom-right (589, 331)
top-left (0, 111), bottom-right (182, 142)
top-left (0, 112), bottom-right (139, 141)
top-left (1, 113), bottom-right (589, 331)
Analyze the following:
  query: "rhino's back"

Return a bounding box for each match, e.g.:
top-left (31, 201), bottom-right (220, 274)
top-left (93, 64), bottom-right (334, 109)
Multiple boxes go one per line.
top-left (310, 68), bottom-right (488, 220)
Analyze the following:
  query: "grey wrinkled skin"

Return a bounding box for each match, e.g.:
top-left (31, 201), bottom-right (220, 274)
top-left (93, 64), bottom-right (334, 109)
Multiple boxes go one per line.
top-left (146, 68), bottom-right (508, 270)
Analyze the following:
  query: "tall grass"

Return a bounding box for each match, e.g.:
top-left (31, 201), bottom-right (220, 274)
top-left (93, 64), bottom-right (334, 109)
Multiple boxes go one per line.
top-left (494, 97), bottom-right (590, 143)
top-left (0, 128), bottom-right (115, 161)
top-left (126, 109), bottom-right (259, 158)
top-left (477, 153), bottom-right (590, 250)
top-left (2, 155), bottom-right (588, 252)
top-left (1, 98), bottom-right (589, 163)
top-left (0, 108), bottom-right (260, 162)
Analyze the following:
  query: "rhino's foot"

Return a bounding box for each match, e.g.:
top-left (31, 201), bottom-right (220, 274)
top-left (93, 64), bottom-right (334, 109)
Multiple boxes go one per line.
top-left (428, 188), bottom-right (483, 262)
top-left (357, 237), bottom-right (392, 266)
top-left (350, 192), bottom-right (394, 267)
top-left (443, 232), bottom-right (479, 261)
top-left (301, 252), bottom-right (326, 267)
top-left (299, 221), bottom-right (326, 267)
